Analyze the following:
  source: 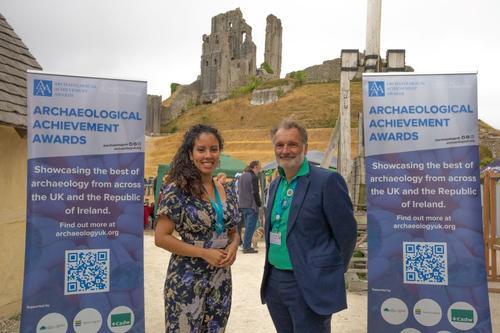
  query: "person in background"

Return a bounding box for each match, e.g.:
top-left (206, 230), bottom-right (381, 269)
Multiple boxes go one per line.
top-left (155, 124), bottom-right (241, 332)
top-left (149, 201), bottom-right (155, 229)
top-left (143, 199), bottom-right (151, 229)
top-left (216, 172), bottom-right (227, 186)
top-left (238, 160), bottom-right (262, 253)
top-left (260, 119), bottom-right (357, 333)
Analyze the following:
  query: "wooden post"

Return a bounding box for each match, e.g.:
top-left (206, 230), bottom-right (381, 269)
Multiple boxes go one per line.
top-left (320, 119), bottom-right (339, 168)
top-left (365, 0), bottom-right (382, 72)
top-left (484, 171), bottom-right (491, 277)
top-left (490, 172), bottom-right (499, 282)
top-left (353, 112), bottom-right (366, 209)
top-left (386, 49), bottom-right (406, 72)
top-left (337, 50), bottom-right (359, 182)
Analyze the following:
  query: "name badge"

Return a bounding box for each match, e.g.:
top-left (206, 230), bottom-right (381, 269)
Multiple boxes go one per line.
top-left (210, 231), bottom-right (228, 249)
top-left (270, 231), bottom-right (281, 246)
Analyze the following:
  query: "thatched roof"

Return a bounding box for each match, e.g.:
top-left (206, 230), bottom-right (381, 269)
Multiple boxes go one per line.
top-left (0, 12), bottom-right (42, 129)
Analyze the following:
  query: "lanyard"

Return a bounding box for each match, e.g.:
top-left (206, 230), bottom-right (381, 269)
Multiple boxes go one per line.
top-left (209, 182), bottom-right (225, 235)
top-left (271, 179), bottom-right (297, 231)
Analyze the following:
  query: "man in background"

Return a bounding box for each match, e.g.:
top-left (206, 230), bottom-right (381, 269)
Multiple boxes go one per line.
top-left (238, 160), bottom-right (262, 253)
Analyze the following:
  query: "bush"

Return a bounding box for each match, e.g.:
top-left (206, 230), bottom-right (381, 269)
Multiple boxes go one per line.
top-left (289, 71), bottom-right (306, 86)
top-left (170, 83), bottom-right (180, 94)
top-left (479, 145), bottom-right (494, 168)
top-left (260, 62), bottom-right (274, 74)
top-left (257, 78), bottom-right (290, 90)
top-left (294, 70), bottom-right (306, 85)
top-left (229, 77), bottom-right (262, 98)
top-left (277, 87), bottom-right (284, 97)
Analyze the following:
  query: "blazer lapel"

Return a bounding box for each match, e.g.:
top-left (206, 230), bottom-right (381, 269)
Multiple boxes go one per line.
top-left (286, 175), bottom-right (310, 237)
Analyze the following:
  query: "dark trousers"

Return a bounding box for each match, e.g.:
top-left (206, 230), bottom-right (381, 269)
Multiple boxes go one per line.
top-left (264, 267), bottom-right (332, 333)
top-left (241, 207), bottom-right (258, 250)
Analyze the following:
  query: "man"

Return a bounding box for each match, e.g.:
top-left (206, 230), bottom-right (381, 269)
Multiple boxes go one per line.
top-left (238, 160), bottom-right (262, 253)
top-left (144, 199), bottom-right (152, 229)
top-left (260, 120), bottom-right (357, 332)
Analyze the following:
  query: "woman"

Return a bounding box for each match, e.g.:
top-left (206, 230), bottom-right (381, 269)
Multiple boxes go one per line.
top-left (155, 124), bottom-right (241, 332)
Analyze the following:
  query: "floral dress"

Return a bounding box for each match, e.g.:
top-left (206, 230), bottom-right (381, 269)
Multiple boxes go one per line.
top-left (156, 182), bottom-right (241, 333)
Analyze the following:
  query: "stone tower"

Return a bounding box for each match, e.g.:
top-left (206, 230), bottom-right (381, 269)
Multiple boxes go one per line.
top-left (264, 14), bottom-right (282, 79)
top-left (200, 8), bottom-right (256, 103)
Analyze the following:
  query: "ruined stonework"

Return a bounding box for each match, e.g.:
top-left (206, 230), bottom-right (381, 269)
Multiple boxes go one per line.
top-left (285, 53), bottom-right (413, 83)
top-left (264, 14), bottom-right (282, 79)
top-left (162, 80), bottom-right (201, 123)
top-left (200, 8), bottom-right (256, 103)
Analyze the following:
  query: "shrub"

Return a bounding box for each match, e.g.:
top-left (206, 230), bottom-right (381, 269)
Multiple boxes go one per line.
top-left (229, 77), bottom-right (262, 98)
top-left (479, 145), bottom-right (493, 167)
top-left (170, 83), bottom-right (180, 94)
top-left (277, 87), bottom-right (284, 98)
top-left (294, 70), bottom-right (306, 85)
top-left (260, 62), bottom-right (274, 74)
top-left (289, 71), bottom-right (306, 86)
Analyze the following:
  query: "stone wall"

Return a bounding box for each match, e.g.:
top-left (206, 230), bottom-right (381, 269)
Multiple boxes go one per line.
top-left (286, 59), bottom-right (344, 83)
top-left (162, 80), bottom-right (201, 124)
top-left (250, 83), bottom-right (293, 105)
top-left (286, 53), bottom-right (413, 83)
top-left (0, 125), bottom-right (27, 319)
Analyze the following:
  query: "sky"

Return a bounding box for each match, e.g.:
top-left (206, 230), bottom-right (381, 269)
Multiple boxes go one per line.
top-left (2, 0), bottom-right (499, 129)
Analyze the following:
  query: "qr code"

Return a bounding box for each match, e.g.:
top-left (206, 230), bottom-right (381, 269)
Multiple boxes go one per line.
top-left (403, 242), bottom-right (448, 285)
top-left (64, 249), bottom-right (110, 295)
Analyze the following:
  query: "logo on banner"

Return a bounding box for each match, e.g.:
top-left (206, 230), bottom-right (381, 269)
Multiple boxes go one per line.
top-left (447, 301), bottom-right (477, 330)
top-left (36, 313), bottom-right (68, 333)
top-left (34, 80), bottom-right (53, 96)
top-left (73, 308), bottom-right (102, 333)
top-left (380, 298), bottom-right (408, 325)
top-left (368, 81), bottom-right (385, 96)
top-left (107, 306), bottom-right (134, 332)
top-left (451, 309), bottom-right (474, 323)
top-left (413, 299), bottom-right (442, 327)
top-left (111, 313), bottom-right (131, 327)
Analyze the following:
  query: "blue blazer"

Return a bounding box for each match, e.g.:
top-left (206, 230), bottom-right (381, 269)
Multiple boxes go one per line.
top-left (260, 164), bottom-right (357, 315)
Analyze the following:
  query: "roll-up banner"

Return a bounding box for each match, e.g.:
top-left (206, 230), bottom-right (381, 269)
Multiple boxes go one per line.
top-left (21, 72), bottom-right (146, 333)
top-left (364, 73), bottom-right (492, 332)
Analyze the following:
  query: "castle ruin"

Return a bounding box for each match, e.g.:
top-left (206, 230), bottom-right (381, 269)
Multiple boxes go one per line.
top-left (160, 8), bottom-right (283, 122)
top-left (264, 15), bottom-right (282, 79)
top-left (200, 8), bottom-right (257, 103)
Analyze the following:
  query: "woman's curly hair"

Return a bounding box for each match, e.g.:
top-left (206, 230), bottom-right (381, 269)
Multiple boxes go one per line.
top-left (166, 124), bottom-right (224, 197)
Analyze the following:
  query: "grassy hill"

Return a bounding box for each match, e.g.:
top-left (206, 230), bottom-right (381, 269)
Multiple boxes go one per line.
top-left (145, 80), bottom-right (498, 178)
top-left (162, 81), bottom-right (362, 132)
top-left (146, 81), bottom-right (363, 177)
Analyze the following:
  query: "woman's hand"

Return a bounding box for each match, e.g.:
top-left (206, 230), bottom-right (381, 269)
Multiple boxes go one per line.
top-left (219, 241), bottom-right (238, 267)
top-left (200, 248), bottom-right (227, 267)
top-left (219, 227), bottom-right (240, 267)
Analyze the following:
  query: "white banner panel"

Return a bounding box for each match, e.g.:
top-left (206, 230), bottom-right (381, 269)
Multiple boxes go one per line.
top-left (363, 73), bottom-right (478, 156)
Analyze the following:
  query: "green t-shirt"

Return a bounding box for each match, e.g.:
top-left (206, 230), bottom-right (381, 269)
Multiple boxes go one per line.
top-left (268, 159), bottom-right (310, 270)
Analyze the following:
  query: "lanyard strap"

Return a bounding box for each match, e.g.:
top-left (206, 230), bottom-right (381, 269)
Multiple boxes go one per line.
top-left (271, 179), bottom-right (297, 231)
top-left (209, 182), bottom-right (225, 235)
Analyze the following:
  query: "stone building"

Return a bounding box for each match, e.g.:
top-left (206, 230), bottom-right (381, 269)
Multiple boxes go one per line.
top-left (264, 14), bottom-right (282, 79)
top-left (0, 12), bottom-right (42, 319)
top-left (200, 8), bottom-right (256, 103)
